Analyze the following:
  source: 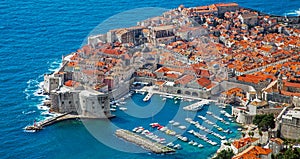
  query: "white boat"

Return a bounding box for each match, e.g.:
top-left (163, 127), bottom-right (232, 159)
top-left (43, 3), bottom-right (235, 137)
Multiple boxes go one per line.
top-left (132, 127), bottom-right (138, 132)
top-left (173, 122), bottom-right (180, 126)
top-left (162, 98), bottom-right (166, 101)
top-left (220, 110), bottom-right (226, 114)
top-left (116, 103), bottom-right (121, 106)
top-left (197, 115), bottom-right (206, 120)
top-left (198, 144), bottom-right (204, 148)
top-left (136, 128), bottom-right (144, 133)
top-left (207, 111), bottom-right (212, 115)
top-left (188, 130), bottom-right (194, 134)
top-left (160, 127), bottom-right (168, 132)
top-left (119, 107), bottom-right (127, 111)
top-left (150, 122), bottom-right (159, 126)
top-left (169, 131), bottom-right (176, 136)
top-left (193, 142), bottom-right (198, 146)
top-left (141, 130), bottom-right (149, 135)
top-left (185, 118), bottom-right (192, 122)
top-left (169, 120), bottom-right (175, 124)
top-left (167, 142), bottom-right (174, 147)
top-left (178, 125), bottom-right (186, 130)
top-left (188, 140), bottom-right (194, 145)
top-left (173, 144), bottom-right (181, 149)
top-left (110, 108), bottom-right (116, 112)
top-left (225, 113), bottom-right (233, 118)
top-left (182, 136), bottom-right (188, 142)
top-left (165, 95), bottom-right (174, 99)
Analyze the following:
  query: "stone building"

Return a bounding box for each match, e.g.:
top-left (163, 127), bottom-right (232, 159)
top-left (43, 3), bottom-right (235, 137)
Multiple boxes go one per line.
top-left (231, 137), bottom-right (260, 154)
top-left (215, 3), bottom-right (239, 16)
top-left (50, 86), bottom-right (112, 118)
top-left (268, 138), bottom-right (284, 155)
top-left (150, 25), bottom-right (176, 45)
top-left (280, 109), bottom-right (300, 139)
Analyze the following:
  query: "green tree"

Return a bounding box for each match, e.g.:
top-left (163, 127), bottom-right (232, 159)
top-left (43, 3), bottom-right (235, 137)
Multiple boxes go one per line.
top-left (214, 149), bottom-right (234, 159)
top-left (253, 114), bottom-right (275, 131)
top-left (259, 130), bottom-right (263, 143)
top-left (273, 148), bottom-right (300, 159)
top-left (250, 132), bottom-right (254, 138)
top-left (242, 132), bottom-right (246, 138)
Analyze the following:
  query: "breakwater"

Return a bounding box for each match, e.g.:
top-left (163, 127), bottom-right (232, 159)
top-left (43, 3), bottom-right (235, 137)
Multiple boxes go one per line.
top-left (115, 129), bottom-right (175, 154)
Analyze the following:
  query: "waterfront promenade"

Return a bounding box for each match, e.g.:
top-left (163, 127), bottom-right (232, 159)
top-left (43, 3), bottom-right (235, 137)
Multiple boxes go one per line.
top-left (139, 86), bottom-right (217, 102)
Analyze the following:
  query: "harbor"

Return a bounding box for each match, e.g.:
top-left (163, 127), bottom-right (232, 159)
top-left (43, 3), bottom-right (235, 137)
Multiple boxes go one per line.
top-left (111, 92), bottom-right (241, 157)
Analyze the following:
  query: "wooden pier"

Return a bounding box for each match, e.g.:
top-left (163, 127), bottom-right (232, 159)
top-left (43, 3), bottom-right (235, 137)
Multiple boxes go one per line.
top-left (115, 129), bottom-right (175, 154)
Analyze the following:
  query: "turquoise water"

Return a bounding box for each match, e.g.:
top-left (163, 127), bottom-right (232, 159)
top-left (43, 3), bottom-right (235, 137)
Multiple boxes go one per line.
top-left (0, 0), bottom-right (299, 158)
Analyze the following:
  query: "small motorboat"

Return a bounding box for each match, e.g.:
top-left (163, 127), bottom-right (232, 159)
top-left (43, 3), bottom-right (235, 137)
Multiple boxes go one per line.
top-left (169, 120), bottom-right (175, 124)
top-left (188, 140), bottom-right (194, 145)
top-left (179, 125), bottom-right (186, 130)
top-left (119, 107), bottom-right (127, 111)
top-left (110, 108), bottom-right (116, 112)
top-left (173, 122), bottom-right (180, 126)
top-left (167, 142), bottom-right (174, 147)
top-left (198, 144), bottom-right (204, 148)
top-left (173, 144), bottom-right (182, 149)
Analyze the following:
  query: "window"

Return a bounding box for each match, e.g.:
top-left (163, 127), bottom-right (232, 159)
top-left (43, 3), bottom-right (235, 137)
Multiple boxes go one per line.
top-left (69, 101), bottom-right (71, 104)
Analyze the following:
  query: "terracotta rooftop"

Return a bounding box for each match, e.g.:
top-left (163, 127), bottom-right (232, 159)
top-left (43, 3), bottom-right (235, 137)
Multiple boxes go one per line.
top-left (215, 3), bottom-right (239, 7)
top-left (233, 146), bottom-right (272, 159)
top-left (270, 138), bottom-right (284, 145)
top-left (175, 74), bottom-right (195, 85)
top-left (232, 137), bottom-right (259, 149)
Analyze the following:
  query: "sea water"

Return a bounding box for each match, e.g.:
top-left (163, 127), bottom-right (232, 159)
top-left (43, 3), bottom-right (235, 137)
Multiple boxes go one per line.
top-left (0, 0), bottom-right (299, 158)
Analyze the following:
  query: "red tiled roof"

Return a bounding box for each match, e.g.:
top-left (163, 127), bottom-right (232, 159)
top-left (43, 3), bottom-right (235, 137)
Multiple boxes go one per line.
top-left (175, 75), bottom-right (195, 85)
top-left (233, 146), bottom-right (272, 159)
top-left (215, 3), bottom-right (239, 7)
top-left (232, 137), bottom-right (252, 149)
top-left (197, 77), bottom-right (212, 88)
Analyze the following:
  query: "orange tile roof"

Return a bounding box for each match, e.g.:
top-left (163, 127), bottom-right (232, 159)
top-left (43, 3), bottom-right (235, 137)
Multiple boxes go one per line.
top-left (64, 80), bottom-right (75, 87)
top-left (233, 146), bottom-right (272, 159)
top-left (270, 138), bottom-right (284, 145)
top-left (215, 3), bottom-right (239, 7)
top-left (164, 73), bottom-right (178, 79)
top-left (155, 67), bottom-right (171, 73)
top-left (284, 80), bottom-right (300, 88)
top-left (155, 80), bottom-right (165, 86)
top-left (232, 137), bottom-right (253, 149)
top-left (281, 90), bottom-right (300, 97)
top-left (175, 75), bottom-right (195, 85)
top-left (223, 87), bottom-right (243, 96)
top-left (197, 77), bottom-right (212, 88)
